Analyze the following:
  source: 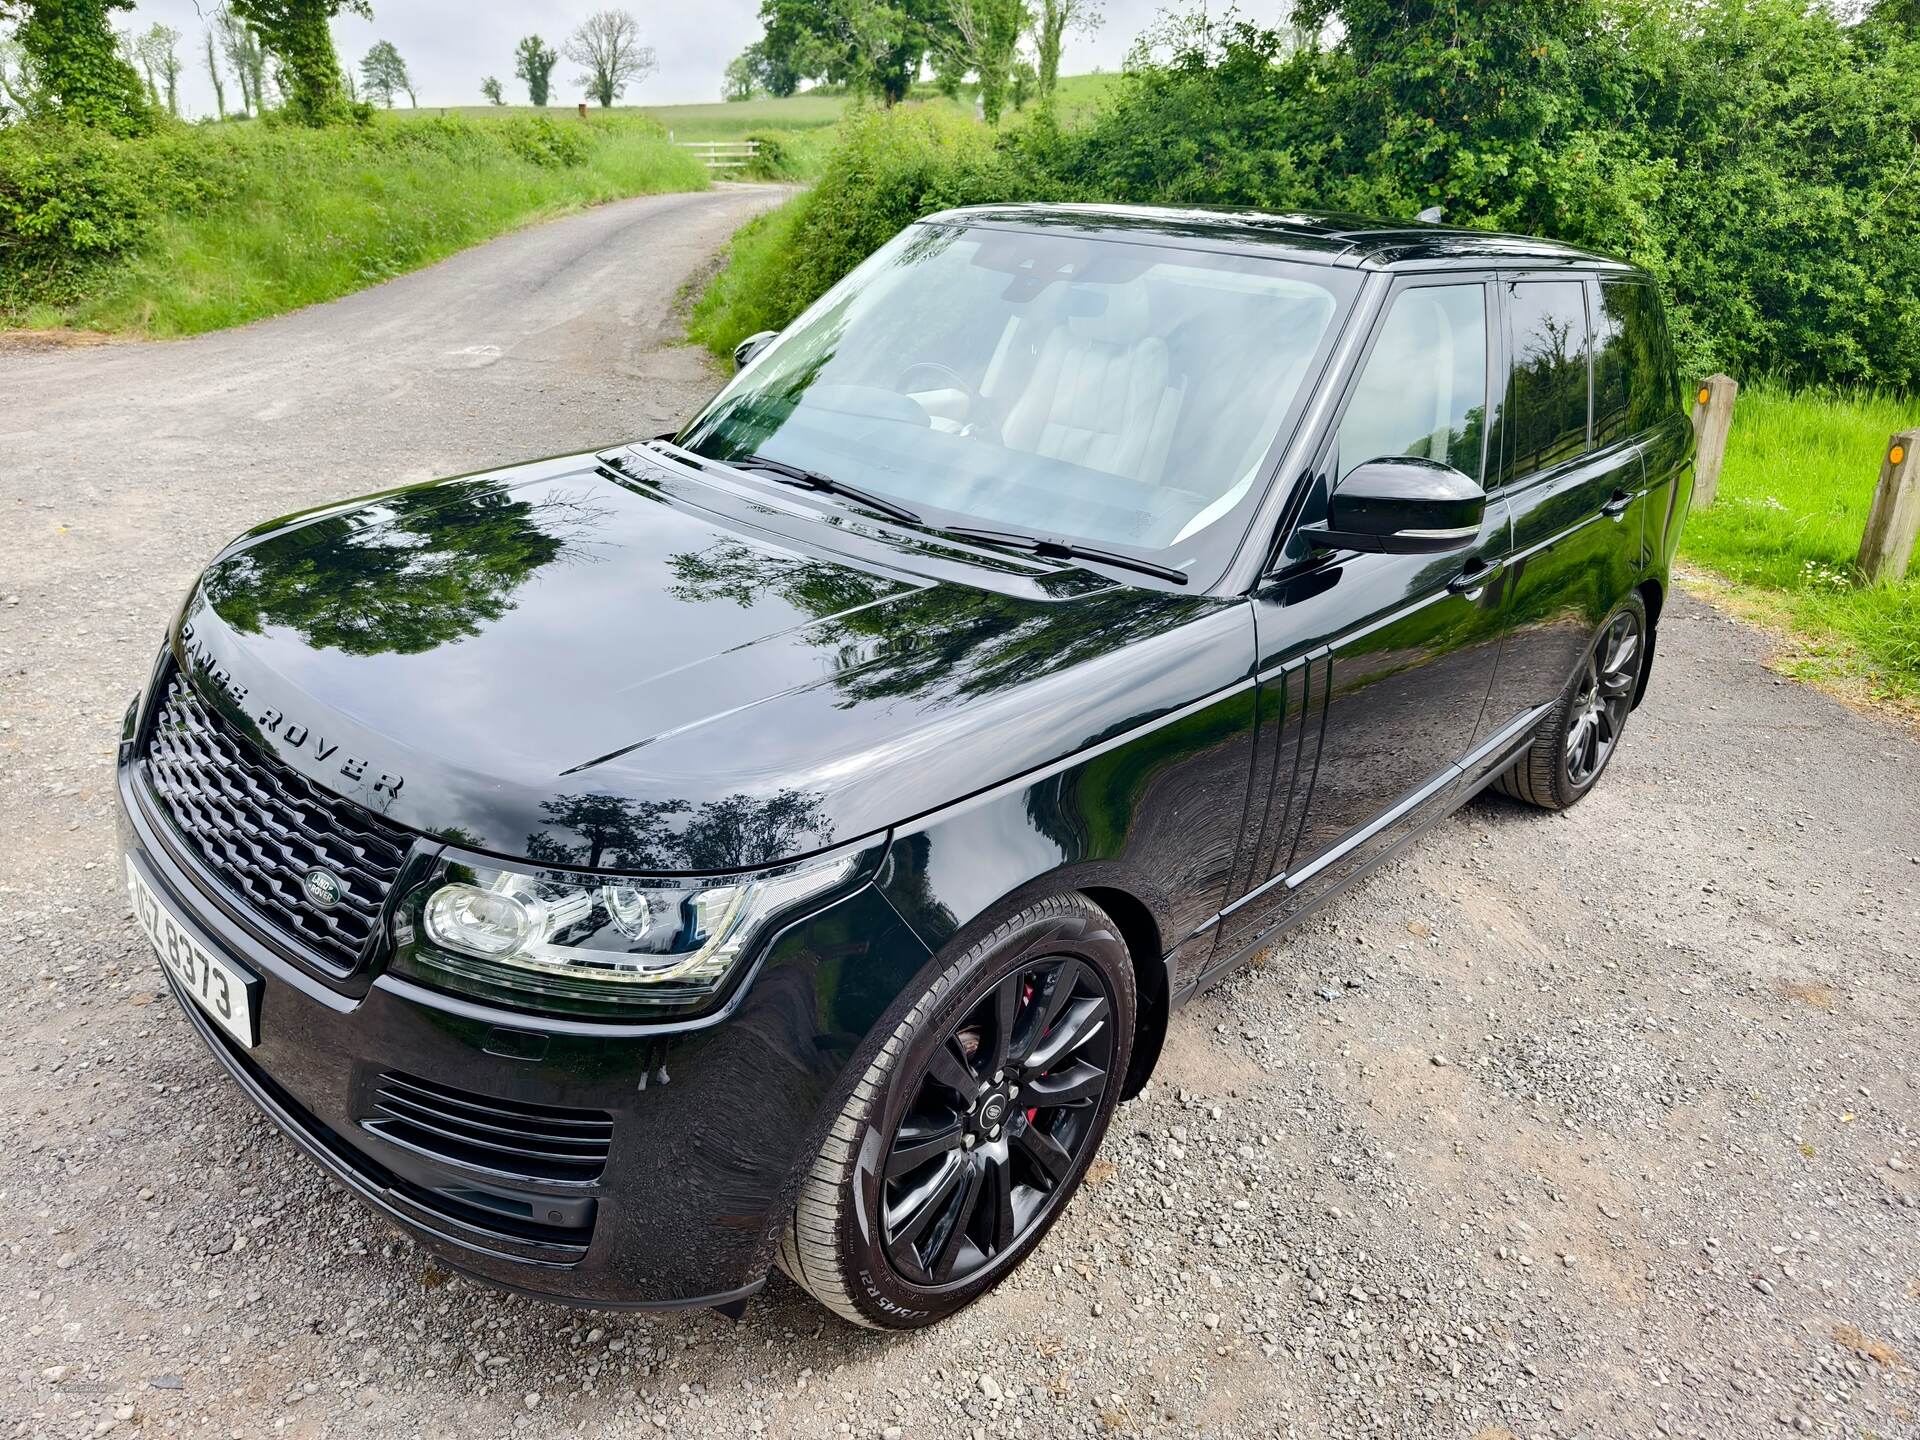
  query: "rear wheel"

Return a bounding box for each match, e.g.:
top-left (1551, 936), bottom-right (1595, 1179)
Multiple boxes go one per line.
top-left (1495, 595), bottom-right (1646, 811)
top-left (777, 894), bottom-right (1134, 1329)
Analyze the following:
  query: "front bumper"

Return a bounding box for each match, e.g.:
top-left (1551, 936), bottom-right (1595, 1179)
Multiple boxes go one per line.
top-left (116, 732), bottom-right (934, 1309)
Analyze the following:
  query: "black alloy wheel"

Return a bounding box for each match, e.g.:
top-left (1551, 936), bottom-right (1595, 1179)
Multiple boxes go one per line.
top-left (879, 955), bottom-right (1114, 1286)
top-left (1495, 592), bottom-right (1648, 811)
top-left (1565, 609), bottom-right (1640, 787)
top-left (776, 894), bottom-right (1135, 1328)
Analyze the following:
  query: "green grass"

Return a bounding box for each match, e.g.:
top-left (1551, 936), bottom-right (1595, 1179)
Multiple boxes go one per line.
top-left (1680, 381), bottom-right (1919, 698)
top-left (6, 111), bottom-right (708, 337)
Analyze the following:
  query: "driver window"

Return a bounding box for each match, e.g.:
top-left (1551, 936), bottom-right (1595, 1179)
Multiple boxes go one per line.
top-left (1334, 284), bottom-right (1488, 483)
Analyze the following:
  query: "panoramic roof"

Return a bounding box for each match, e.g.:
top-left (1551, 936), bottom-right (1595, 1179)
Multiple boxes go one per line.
top-left (921, 202), bottom-right (1629, 272)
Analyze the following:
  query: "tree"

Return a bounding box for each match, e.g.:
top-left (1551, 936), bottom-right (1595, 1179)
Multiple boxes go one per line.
top-left (512, 32), bottom-right (557, 106)
top-left (2, 0), bottom-right (152, 130)
top-left (949, 0), bottom-right (1027, 122)
top-left (755, 0), bottom-right (949, 105)
top-left (722, 49), bottom-right (756, 100)
top-left (202, 28), bottom-right (226, 116)
top-left (564, 9), bottom-right (656, 107)
top-left (738, 32), bottom-right (803, 96)
top-left (134, 22), bottom-right (183, 116)
top-left (359, 38), bottom-right (411, 107)
top-left (1031, 0), bottom-right (1097, 98)
top-left (228, 0), bottom-right (369, 125)
top-left (213, 5), bottom-right (265, 115)
top-left (480, 73), bottom-right (504, 104)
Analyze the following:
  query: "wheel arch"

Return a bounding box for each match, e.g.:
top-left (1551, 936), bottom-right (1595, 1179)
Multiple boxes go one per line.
top-left (1078, 885), bottom-right (1168, 1102)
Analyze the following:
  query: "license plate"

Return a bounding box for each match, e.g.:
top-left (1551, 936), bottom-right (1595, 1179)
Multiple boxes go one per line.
top-left (126, 856), bottom-right (260, 1049)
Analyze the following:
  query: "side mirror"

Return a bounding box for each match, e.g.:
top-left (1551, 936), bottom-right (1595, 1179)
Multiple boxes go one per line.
top-left (733, 330), bottom-right (779, 371)
top-left (1311, 457), bottom-right (1486, 554)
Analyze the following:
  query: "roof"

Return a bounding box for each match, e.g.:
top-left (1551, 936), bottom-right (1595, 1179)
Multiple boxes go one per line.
top-left (919, 202), bottom-right (1633, 273)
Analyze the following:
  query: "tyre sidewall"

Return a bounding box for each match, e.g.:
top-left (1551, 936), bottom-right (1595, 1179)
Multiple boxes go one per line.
top-left (841, 902), bottom-right (1135, 1328)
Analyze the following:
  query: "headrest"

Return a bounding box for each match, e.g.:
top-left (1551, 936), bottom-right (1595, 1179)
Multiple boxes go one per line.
top-left (1065, 283), bottom-right (1151, 346)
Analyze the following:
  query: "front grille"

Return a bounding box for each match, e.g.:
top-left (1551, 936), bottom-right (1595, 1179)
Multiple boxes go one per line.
top-left (362, 1072), bottom-right (613, 1185)
top-left (142, 673), bottom-right (411, 970)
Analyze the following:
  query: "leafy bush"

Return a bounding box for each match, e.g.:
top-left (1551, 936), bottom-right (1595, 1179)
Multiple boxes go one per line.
top-left (695, 2), bottom-right (1920, 393)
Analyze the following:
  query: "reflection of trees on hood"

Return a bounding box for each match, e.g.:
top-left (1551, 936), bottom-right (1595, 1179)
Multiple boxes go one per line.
top-left (525, 789), bottom-right (833, 871)
top-left (665, 539), bottom-right (1206, 710)
top-left (204, 482), bottom-right (605, 657)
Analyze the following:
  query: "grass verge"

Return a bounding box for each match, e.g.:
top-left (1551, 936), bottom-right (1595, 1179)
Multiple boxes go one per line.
top-left (2, 111), bottom-right (708, 337)
top-left (1679, 381), bottom-right (1918, 702)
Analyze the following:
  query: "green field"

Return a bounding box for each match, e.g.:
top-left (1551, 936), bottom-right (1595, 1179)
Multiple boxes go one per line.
top-left (1680, 383), bottom-right (1919, 700)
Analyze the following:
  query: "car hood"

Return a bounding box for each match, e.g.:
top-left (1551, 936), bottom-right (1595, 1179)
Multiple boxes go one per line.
top-left (166, 448), bottom-right (1242, 871)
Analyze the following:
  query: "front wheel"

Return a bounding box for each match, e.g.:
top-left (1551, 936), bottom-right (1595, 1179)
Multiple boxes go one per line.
top-left (1494, 594), bottom-right (1647, 811)
top-left (776, 894), bottom-right (1135, 1329)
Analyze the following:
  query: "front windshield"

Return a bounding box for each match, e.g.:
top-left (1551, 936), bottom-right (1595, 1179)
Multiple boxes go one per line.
top-left (677, 223), bottom-right (1356, 577)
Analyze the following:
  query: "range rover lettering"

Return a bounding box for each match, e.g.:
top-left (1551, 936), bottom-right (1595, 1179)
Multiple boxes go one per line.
top-left (117, 205), bottom-right (1691, 1328)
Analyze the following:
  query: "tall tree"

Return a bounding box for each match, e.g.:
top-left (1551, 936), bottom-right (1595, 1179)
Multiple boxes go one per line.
top-left (213, 5), bottom-right (265, 114)
top-left (134, 22), bottom-right (182, 116)
top-left (755, 0), bottom-right (946, 105)
top-left (228, 0), bottom-right (369, 125)
top-left (564, 9), bottom-right (656, 107)
top-left (358, 38), bottom-right (409, 107)
top-left (512, 32), bottom-right (557, 105)
top-left (722, 49), bottom-right (755, 100)
top-left (480, 73), bottom-right (503, 104)
top-left (949, 0), bottom-right (1026, 122)
top-left (0, 0), bottom-right (151, 131)
top-left (1031, 0), bottom-right (1097, 98)
top-left (202, 27), bottom-right (226, 116)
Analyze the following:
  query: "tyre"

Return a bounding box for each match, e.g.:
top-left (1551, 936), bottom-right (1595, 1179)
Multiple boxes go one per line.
top-left (777, 894), bottom-right (1135, 1329)
top-left (1494, 594), bottom-right (1647, 811)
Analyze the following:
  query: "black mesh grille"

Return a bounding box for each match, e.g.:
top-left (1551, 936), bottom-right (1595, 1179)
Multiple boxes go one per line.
top-left (142, 674), bottom-right (411, 970)
top-left (363, 1072), bottom-right (613, 1184)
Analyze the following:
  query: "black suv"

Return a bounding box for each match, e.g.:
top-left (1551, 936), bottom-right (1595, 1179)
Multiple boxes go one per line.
top-left (117, 205), bottom-right (1691, 1328)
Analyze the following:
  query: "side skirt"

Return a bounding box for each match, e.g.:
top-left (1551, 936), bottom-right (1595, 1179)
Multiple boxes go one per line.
top-left (1172, 703), bottom-right (1552, 1007)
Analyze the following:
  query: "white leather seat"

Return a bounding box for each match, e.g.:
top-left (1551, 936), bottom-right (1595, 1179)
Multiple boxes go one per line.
top-left (1002, 284), bottom-right (1184, 486)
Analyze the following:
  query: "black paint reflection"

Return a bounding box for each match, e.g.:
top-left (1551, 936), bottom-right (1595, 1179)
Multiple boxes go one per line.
top-left (525, 789), bottom-right (834, 872)
top-left (203, 481), bottom-right (605, 657)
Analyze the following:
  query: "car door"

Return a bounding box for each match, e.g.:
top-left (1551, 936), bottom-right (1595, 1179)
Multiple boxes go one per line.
top-left (1475, 274), bottom-right (1648, 745)
top-left (1203, 275), bottom-right (1511, 970)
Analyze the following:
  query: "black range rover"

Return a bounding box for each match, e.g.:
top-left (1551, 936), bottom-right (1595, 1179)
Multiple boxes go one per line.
top-left (117, 205), bottom-right (1691, 1328)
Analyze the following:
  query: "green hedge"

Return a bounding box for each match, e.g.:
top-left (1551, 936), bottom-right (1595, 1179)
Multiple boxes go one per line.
top-left (692, 3), bottom-right (1920, 394)
top-left (1, 111), bottom-right (703, 332)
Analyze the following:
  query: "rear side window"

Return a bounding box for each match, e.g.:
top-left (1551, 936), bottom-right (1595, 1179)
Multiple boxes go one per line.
top-left (1598, 281), bottom-right (1678, 435)
top-left (1335, 283), bottom-right (1488, 482)
top-left (1505, 281), bottom-right (1591, 478)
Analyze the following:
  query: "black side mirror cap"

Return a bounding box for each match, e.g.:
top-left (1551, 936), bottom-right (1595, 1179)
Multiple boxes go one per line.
top-left (733, 330), bottom-right (779, 371)
top-left (1310, 457), bottom-right (1487, 555)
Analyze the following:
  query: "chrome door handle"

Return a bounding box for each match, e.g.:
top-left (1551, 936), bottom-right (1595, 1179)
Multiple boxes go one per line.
top-left (1447, 558), bottom-right (1503, 594)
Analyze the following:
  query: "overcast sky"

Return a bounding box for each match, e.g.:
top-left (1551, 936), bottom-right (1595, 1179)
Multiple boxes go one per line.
top-left (118, 1), bottom-right (1204, 118)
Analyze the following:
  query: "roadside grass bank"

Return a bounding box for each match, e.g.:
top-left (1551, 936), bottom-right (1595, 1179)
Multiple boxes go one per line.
top-left (1679, 383), bottom-right (1919, 703)
top-left (0, 111), bottom-right (708, 337)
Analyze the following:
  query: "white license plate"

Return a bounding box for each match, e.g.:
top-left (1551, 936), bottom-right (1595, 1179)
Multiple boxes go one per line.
top-left (126, 856), bottom-right (259, 1049)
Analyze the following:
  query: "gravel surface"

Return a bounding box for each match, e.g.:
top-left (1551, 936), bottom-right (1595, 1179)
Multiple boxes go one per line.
top-left (3, 185), bottom-right (1917, 1440)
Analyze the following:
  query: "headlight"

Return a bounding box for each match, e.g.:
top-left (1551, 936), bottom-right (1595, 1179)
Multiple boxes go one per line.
top-left (402, 849), bottom-right (861, 1013)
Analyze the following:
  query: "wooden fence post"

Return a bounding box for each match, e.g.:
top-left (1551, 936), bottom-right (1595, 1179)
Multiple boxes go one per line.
top-left (1690, 373), bottom-right (1738, 509)
top-left (1856, 431), bottom-right (1920, 585)
top-left (577, 102), bottom-right (588, 119)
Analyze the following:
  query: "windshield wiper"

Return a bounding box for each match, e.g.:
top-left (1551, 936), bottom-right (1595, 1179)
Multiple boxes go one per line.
top-left (722, 455), bottom-right (922, 526)
top-left (943, 526), bottom-right (1188, 586)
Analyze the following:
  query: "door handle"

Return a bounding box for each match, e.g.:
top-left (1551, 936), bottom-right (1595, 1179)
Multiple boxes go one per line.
top-left (1602, 489), bottom-right (1634, 517)
top-left (1447, 558), bottom-right (1503, 594)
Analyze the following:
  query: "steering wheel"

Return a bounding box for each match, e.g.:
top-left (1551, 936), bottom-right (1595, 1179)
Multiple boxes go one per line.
top-left (897, 362), bottom-right (999, 440)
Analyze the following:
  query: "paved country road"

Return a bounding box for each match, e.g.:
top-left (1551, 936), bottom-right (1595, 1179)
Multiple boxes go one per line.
top-left (2, 186), bottom-right (1917, 1440)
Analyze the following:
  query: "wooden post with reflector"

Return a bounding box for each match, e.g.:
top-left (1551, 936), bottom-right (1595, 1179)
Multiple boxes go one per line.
top-left (1690, 373), bottom-right (1738, 509)
top-left (1856, 430), bottom-right (1920, 585)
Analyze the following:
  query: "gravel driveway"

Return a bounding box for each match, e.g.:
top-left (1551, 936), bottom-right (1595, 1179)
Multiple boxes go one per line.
top-left (2, 184), bottom-right (1916, 1440)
